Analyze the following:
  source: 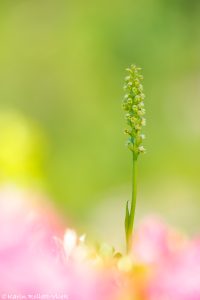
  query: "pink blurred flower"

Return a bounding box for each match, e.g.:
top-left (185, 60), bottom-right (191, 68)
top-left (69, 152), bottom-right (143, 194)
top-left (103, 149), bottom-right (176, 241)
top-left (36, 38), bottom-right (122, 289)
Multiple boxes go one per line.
top-left (131, 217), bottom-right (200, 300)
top-left (148, 238), bottom-right (200, 300)
top-left (131, 216), bottom-right (173, 264)
top-left (0, 186), bottom-right (117, 300)
top-left (2, 187), bottom-right (200, 300)
top-left (0, 186), bottom-right (68, 294)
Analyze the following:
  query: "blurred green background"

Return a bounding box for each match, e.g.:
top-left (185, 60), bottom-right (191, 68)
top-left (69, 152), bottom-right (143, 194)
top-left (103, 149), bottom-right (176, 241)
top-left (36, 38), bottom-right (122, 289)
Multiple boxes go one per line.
top-left (0, 0), bottom-right (200, 243)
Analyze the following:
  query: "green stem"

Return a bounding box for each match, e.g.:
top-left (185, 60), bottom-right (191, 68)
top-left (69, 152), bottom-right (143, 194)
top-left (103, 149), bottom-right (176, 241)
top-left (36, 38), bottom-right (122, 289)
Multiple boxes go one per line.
top-left (127, 154), bottom-right (137, 253)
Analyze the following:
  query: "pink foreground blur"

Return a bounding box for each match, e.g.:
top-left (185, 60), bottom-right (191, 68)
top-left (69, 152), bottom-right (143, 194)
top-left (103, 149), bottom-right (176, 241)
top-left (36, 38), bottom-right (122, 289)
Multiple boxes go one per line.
top-left (0, 187), bottom-right (200, 300)
top-left (132, 217), bottom-right (200, 300)
top-left (0, 187), bottom-right (115, 300)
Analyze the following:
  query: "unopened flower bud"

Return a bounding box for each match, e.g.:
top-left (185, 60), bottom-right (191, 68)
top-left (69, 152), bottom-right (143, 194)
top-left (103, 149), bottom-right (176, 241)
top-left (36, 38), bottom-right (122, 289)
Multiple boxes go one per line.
top-left (137, 109), bottom-right (145, 116)
top-left (132, 105), bottom-right (138, 112)
top-left (141, 118), bottom-right (146, 126)
top-left (127, 98), bottom-right (132, 104)
top-left (138, 145), bottom-right (145, 153)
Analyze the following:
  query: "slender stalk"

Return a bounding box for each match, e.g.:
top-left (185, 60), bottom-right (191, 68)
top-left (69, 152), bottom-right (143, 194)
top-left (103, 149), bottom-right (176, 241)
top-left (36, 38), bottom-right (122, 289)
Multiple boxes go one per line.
top-left (127, 155), bottom-right (137, 253)
top-left (122, 64), bottom-right (145, 254)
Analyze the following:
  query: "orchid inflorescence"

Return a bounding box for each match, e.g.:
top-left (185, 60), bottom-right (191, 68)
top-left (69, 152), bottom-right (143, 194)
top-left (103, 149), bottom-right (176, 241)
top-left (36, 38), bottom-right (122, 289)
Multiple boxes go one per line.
top-left (123, 64), bottom-right (146, 253)
top-left (122, 64), bottom-right (146, 159)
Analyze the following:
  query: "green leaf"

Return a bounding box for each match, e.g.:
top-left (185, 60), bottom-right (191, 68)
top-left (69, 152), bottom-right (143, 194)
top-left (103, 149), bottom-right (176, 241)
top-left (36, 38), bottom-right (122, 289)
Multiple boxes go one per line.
top-left (125, 200), bottom-right (130, 242)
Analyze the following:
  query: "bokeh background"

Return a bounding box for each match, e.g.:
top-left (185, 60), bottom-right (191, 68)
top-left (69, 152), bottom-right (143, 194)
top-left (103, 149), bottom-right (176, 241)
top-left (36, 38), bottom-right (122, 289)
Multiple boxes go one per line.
top-left (0, 0), bottom-right (200, 247)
